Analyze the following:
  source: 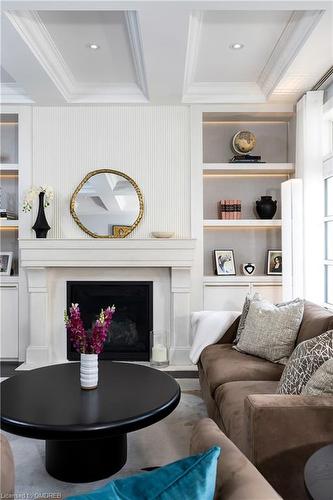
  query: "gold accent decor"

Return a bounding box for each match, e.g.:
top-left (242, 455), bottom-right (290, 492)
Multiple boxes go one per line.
top-left (70, 169), bottom-right (144, 238)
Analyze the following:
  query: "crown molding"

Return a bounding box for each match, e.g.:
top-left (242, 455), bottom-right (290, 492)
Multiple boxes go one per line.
top-left (183, 82), bottom-right (266, 103)
top-left (258, 10), bottom-right (323, 98)
top-left (183, 11), bottom-right (203, 97)
top-left (125, 11), bottom-right (149, 100)
top-left (6, 10), bottom-right (76, 100)
top-left (183, 9), bottom-right (323, 103)
top-left (183, 12), bottom-right (265, 103)
top-left (6, 10), bottom-right (149, 103)
top-left (0, 82), bottom-right (34, 103)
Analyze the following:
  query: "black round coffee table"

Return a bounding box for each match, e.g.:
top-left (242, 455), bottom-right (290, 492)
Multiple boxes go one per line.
top-left (1, 362), bottom-right (180, 483)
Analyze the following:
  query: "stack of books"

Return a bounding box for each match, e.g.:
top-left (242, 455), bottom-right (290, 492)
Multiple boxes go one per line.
top-left (229, 154), bottom-right (264, 163)
top-left (220, 200), bottom-right (242, 219)
top-left (0, 210), bottom-right (17, 220)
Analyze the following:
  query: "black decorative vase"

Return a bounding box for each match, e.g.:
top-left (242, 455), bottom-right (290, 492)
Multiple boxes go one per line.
top-left (256, 196), bottom-right (277, 220)
top-left (32, 192), bottom-right (50, 238)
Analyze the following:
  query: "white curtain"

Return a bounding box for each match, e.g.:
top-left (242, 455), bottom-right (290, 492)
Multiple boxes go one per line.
top-left (295, 91), bottom-right (324, 304)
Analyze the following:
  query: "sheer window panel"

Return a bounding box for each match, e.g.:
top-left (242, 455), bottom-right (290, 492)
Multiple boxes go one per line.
top-left (326, 265), bottom-right (333, 306)
top-left (326, 177), bottom-right (333, 216)
top-left (326, 221), bottom-right (333, 260)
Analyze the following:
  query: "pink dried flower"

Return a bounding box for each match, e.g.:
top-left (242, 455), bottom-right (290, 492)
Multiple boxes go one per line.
top-left (64, 303), bottom-right (115, 354)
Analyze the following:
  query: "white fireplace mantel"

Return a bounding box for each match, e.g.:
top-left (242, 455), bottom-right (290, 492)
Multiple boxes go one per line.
top-left (20, 238), bottom-right (196, 268)
top-left (19, 238), bottom-right (196, 369)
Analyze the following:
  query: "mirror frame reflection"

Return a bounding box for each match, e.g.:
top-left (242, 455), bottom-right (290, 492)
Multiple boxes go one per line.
top-left (70, 169), bottom-right (144, 238)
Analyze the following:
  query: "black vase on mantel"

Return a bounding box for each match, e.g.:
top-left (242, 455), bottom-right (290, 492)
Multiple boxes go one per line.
top-left (256, 196), bottom-right (277, 220)
top-left (32, 192), bottom-right (50, 238)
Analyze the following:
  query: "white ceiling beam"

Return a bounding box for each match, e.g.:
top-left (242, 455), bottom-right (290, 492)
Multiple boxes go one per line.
top-left (137, 5), bottom-right (190, 103)
top-left (4, 10), bottom-right (149, 103)
top-left (258, 10), bottom-right (324, 98)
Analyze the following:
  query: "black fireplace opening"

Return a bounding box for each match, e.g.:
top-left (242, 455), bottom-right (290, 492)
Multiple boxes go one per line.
top-left (67, 281), bottom-right (153, 361)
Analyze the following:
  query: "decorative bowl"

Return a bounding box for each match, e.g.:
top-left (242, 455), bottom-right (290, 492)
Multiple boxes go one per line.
top-left (151, 232), bottom-right (175, 239)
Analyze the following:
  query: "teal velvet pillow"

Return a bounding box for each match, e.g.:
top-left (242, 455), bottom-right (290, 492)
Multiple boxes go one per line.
top-left (66, 446), bottom-right (220, 500)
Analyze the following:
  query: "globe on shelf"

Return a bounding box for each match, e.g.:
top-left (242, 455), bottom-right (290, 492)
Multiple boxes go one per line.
top-left (232, 130), bottom-right (256, 155)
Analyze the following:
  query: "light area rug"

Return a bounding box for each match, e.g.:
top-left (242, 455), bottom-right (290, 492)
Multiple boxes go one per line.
top-left (3, 380), bottom-right (207, 498)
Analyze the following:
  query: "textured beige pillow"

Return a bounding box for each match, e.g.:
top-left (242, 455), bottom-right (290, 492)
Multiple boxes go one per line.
top-left (234, 292), bottom-right (261, 345)
top-left (301, 357), bottom-right (333, 395)
top-left (235, 298), bottom-right (304, 364)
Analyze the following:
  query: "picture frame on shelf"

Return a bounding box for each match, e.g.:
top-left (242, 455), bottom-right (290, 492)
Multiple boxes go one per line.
top-left (267, 250), bottom-right (282, 275)
top-left (0, 252), bottom-right (13, 275)
top-left (214, 249), bottom-right (236, 276)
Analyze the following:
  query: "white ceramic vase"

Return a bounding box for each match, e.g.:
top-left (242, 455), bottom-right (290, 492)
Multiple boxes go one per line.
top-left (80, 353), bottom-right (98, 390)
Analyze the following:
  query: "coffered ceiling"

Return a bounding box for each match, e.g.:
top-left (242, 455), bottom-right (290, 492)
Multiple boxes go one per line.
top-left (1, 0), bottom-right (332, 105)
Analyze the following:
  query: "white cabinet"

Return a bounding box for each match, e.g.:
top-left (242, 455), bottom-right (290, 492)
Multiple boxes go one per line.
top-left (0, 284), bottom-right (19, 358)
top-left (204, 282), bottom-right (282, 311)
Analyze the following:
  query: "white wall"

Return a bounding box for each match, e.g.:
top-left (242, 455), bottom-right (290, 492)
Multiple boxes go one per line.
top-left (31, 106), bottom-right (191, 238)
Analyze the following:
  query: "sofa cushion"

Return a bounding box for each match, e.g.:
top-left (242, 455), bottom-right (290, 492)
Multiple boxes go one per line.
top-left (302, 358), bottom-right (333, 395)
top-left (200, 344), bottom-right (284, 397)
top-left (0, 434), bottom-right (15, 496)
top-left (277, 330), bottom-right (333, 395)
top-left (214, 381), bottom-right (278, 454)
top-left (67, 446), bottom-right (220, 500)
top-left (234, 292), bottom-right (261, 344)
top-left (234, 298), bottom-right (304, 364)
top-left (297, 301), bottom-right (333, 345)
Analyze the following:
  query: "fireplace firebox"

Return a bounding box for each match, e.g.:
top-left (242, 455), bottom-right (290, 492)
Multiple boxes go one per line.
top-left (67, 281), bottom-right (153, 361)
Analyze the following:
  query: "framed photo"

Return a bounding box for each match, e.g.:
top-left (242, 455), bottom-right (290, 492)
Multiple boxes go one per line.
top-left (109, 225), bottom-right (132, 237)
top-left (0, 252), bottom-right (13, 276)
top-left (267, 250), bottom-right (282, 275)
top-left (214, 250), bottom-right (236, 276)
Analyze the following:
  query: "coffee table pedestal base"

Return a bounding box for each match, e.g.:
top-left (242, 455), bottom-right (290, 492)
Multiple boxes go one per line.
top-left (46, 435), bottom-right (127, 483)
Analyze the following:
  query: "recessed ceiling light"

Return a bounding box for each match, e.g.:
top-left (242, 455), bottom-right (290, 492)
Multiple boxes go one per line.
top-left (230, 43), bottom-right (244, 50)
top-left (88, 43), bottom-right (100, 50)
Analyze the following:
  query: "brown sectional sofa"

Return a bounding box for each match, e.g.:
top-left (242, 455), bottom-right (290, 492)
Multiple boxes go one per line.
top-left (190, 418), bottom-right (281, 500)
top-left (198, 301), bottom-right (333, 500)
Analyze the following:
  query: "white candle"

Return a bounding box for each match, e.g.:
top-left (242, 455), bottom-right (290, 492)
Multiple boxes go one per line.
top-left (152, 344), bottom-right (167, 362)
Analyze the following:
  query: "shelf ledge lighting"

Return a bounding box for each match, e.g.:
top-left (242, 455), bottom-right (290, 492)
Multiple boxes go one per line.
top-left (203, 121), bottom-right (289, 125)
top-left (203, 173), bottom-right (290, 178)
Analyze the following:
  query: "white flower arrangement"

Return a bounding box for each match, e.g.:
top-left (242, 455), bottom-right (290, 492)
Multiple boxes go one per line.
top-left (23, 185), bottom-right (54, 213)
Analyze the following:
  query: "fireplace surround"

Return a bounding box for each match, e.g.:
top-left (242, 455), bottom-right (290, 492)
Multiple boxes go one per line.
top-left (67, 281), bottom-right (153, 361)
top-left (19, 238), bottom-right (196, 368)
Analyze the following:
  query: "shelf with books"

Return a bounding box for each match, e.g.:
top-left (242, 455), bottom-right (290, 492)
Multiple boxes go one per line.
top-left (203, 219), bottom-right (282, 227)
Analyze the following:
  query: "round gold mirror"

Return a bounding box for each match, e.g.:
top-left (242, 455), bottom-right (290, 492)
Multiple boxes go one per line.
top-left (70, 169), bottom-right (144, 238)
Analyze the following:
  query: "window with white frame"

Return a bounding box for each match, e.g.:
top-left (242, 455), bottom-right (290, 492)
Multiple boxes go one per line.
top-left (325, 175), bottom-right (333, 306)
top-left (323, 96), bottom-right (333, 307)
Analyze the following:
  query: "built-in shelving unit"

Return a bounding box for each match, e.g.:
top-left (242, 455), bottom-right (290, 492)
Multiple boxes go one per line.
top-left (0, 109), bottom-right (31, 362)
top-left (0, 113), bottom-right (19, 277)
top-left (192, 106), bottom-right (296, 310)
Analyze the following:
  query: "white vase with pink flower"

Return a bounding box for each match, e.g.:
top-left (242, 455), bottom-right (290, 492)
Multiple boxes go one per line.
top-left (64, 303), bottom-right (115, 390)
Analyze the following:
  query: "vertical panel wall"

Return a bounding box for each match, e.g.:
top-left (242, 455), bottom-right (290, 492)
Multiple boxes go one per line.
top-left (32, 106), bottom-right (191, 239)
